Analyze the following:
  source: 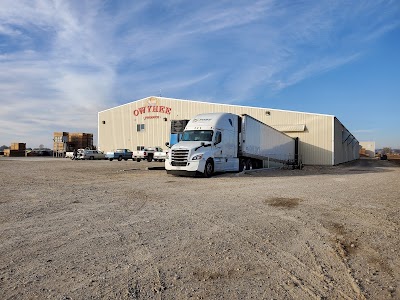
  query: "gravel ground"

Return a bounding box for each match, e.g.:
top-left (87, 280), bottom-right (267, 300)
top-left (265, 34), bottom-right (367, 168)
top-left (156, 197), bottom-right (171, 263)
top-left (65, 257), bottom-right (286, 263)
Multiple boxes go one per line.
top-left (0, 157), bottom-right (399, 299)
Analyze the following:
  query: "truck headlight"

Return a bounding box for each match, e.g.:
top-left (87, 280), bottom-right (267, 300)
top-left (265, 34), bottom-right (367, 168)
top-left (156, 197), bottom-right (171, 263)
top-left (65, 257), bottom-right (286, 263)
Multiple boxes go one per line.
top-left (191, 154), bottom-right (203, 160)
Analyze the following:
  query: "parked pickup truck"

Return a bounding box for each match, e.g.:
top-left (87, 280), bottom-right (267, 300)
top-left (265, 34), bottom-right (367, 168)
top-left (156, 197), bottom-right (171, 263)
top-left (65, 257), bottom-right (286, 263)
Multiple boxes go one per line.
top-left (132, 147), bottom-right (163, 162)
top-left (153, 148), bottom-right (168, 162)
top-left (80, 150), bottom-right (106, 160)
top-left (105, 149), bottom-right (133, 161)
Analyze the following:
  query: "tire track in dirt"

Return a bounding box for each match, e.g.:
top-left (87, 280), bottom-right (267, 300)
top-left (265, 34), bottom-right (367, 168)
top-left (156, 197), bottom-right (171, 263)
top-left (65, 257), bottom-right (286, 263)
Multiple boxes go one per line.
top-left (198, 216), bottom-right (323, 298)
top-left (200, 212), bottom-right (362, 299)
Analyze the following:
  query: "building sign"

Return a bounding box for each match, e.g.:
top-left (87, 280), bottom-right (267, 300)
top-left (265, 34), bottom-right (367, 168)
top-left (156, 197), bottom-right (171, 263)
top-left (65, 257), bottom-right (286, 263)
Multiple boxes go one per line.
top-left (133, 97), bottom-right (172, 118)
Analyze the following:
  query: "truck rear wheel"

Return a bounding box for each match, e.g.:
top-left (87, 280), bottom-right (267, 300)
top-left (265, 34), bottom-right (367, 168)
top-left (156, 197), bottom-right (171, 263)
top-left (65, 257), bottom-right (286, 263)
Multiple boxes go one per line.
top-left (203, 159), bottom-right (214, 178)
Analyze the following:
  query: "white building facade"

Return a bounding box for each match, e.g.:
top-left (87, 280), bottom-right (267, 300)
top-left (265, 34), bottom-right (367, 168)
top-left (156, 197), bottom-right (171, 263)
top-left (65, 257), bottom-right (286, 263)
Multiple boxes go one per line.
top-left (359, 141), bottom-right (376, 158)
top-left (98, 96), bottom-right (359, 165)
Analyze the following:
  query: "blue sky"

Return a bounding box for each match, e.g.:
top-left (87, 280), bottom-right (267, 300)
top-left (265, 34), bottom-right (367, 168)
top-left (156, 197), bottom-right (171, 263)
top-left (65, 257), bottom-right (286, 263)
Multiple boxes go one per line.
top-left (0, 0), bottom-right (399, 149)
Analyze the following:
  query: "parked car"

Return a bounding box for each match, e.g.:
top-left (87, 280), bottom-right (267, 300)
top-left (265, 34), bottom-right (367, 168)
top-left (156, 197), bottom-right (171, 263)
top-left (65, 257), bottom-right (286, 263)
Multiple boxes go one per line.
top-left (105, 149), bottom-right (133, 161)
top-left (80, 150), bottom-right (106, 160)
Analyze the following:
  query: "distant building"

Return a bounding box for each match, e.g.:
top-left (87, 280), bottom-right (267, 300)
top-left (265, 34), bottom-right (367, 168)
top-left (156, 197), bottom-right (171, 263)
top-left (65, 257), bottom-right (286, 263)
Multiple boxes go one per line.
top-left (359, 141), bottom-right (376, 158)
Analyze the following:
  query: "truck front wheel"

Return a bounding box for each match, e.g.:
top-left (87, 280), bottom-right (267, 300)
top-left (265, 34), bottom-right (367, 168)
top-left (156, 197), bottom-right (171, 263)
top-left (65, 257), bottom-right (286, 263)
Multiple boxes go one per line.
top-left (203, 159), bottom-right (214, 178)
top-left (118, 156), bottom-right (122, 161)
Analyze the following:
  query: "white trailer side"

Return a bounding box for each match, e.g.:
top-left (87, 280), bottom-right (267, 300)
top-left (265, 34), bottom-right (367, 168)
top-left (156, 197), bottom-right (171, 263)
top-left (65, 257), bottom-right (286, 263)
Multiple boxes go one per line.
top-left (240, 114), bottom-right (295, 163)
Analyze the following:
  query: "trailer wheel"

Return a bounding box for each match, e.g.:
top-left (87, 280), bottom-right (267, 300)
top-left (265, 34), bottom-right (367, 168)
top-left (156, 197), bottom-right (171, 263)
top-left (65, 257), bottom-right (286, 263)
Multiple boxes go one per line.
top-left (239, 159), bottom-right (246, 172)
top-left (136, 158), bottom-right (141, 162)
top-left (203, 159), bottom-right (214, 178)
top-left (246, 159), bottom-right (253, 170)
top-left (118, 156), bottom-right (122, 161)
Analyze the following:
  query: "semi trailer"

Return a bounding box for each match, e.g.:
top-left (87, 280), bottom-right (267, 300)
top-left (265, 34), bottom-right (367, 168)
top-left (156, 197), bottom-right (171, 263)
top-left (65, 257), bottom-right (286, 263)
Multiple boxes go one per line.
top-left (165, 112), bottom-right (297, 177)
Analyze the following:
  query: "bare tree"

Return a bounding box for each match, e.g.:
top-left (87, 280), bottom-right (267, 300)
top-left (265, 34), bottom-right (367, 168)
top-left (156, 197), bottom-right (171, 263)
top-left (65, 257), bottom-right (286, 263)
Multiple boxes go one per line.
top-left (382, 147), bottom-right (392, 155)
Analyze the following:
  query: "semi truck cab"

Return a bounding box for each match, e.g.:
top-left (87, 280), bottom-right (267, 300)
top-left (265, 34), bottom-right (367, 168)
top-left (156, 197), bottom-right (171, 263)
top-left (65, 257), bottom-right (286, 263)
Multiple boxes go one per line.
top-left (165, 113), bottom-right (240, 177)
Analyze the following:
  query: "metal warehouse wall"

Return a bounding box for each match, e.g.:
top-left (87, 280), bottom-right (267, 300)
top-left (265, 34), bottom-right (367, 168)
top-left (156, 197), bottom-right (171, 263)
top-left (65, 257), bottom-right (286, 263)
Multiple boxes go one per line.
top-left (98, 96), bottom-right (341, 165)
top-left (334, 117), bottom-right (360, 165)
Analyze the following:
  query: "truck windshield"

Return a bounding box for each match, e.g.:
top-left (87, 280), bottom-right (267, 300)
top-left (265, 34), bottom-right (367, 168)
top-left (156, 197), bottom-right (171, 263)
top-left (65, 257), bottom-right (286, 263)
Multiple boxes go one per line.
top-left (181, 130), bottom-right (213, 142)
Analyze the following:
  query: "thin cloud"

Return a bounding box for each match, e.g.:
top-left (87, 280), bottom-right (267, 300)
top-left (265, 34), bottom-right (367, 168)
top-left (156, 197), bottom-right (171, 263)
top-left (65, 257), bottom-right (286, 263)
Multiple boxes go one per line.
top-left (353, 129), bottom-right (377, 134)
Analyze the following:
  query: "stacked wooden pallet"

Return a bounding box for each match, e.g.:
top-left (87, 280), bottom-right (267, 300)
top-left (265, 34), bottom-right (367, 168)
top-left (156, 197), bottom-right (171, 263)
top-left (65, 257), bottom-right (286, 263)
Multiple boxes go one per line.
top-left (4, 143), bottom-right (26, 156)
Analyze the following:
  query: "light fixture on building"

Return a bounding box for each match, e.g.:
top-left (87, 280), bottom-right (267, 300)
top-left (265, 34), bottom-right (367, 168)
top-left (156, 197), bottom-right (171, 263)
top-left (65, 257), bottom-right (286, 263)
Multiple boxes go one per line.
top-left (102, 121), bottom-right (106, 124)
top-left (163, 117), bottom-right (168, 121)
top-left (265, 111), bottom-right (271, 116)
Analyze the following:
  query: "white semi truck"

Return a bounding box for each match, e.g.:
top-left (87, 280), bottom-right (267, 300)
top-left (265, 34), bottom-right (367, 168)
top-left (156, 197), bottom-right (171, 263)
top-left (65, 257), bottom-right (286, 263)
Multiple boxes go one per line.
top-left (165, 112), bottom-right (297, 177)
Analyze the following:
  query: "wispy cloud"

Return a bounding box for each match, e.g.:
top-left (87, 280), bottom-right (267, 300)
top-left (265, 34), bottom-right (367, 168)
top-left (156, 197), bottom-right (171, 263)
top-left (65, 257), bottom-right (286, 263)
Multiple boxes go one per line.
top-left (353, 129), bottom-right (377, 134)
top-left (0, 0), bottom-right (399, 147)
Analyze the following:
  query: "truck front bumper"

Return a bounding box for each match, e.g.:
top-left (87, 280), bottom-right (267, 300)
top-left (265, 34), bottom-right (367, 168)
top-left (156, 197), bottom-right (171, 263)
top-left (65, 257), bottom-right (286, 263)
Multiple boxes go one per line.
top-left (165, 159), bottom-right (206, 176)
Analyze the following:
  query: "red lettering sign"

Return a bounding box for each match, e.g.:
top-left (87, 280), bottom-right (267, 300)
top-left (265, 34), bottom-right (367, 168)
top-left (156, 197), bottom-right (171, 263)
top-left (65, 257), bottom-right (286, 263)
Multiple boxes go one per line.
top-left (133, 106), bottom-right (172, 116)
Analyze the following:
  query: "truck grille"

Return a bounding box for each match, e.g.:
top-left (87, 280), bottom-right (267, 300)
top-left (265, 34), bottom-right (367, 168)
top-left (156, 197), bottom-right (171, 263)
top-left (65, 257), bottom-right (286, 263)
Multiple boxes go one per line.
top-left (171, 149), bottom-right (189, 166)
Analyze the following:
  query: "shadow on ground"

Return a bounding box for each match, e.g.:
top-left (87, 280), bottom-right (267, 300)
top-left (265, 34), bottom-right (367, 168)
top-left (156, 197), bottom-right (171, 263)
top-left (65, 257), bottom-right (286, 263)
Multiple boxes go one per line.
top-left (218, 158), bottom-right (398, 178)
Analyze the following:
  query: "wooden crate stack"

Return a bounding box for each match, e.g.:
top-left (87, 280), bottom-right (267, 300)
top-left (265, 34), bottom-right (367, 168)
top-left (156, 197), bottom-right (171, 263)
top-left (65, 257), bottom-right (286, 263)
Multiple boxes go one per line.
top-left (68, 133), bottom-right (93, 150)
top-left (53, 132), bottom-right (68, 155)
top-left (4, 143), bottom-right (26, 157)
top-left (359, 147), bottom-right (367, 157)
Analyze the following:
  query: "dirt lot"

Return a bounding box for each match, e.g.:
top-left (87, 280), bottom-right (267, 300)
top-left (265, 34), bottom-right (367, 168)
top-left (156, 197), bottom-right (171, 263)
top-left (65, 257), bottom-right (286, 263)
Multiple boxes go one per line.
top-left (0, 157), bottom-right (399, 299)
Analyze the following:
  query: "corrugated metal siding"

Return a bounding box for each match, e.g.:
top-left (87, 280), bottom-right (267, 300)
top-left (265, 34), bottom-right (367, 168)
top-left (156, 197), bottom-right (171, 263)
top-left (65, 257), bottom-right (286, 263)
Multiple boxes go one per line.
top-left (98, 97), bottom-right (336, 165)
top-left (333, 118), bottom-right (360, 164)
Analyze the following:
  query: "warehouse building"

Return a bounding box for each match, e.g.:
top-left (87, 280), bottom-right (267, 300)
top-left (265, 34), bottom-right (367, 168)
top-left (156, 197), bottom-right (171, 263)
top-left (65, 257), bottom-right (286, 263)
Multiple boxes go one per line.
top-left (98, 96), bottom-right (359, 165)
